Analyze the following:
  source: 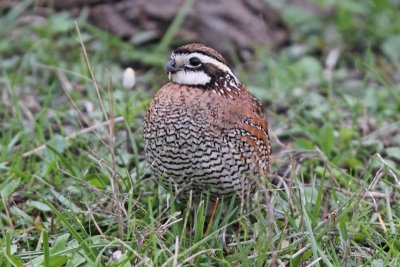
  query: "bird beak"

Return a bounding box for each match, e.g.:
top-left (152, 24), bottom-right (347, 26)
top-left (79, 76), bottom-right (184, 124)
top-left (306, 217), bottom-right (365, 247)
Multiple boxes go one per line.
top-left (164, 60), bottom-right (182, 75)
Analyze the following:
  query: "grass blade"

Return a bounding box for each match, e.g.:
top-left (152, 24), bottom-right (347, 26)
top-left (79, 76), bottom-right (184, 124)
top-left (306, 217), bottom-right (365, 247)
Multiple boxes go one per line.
top-left (156, 0), bottom-right (196, 53)
top-left (41, 199), bottom-right (97, 262)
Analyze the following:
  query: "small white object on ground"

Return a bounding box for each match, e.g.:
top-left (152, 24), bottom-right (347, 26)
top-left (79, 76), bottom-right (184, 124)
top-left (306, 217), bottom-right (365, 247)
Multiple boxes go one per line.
top-left (112, 250), bottom-right (122, 260)
top-left (123, 67), bottom-right (136, 89)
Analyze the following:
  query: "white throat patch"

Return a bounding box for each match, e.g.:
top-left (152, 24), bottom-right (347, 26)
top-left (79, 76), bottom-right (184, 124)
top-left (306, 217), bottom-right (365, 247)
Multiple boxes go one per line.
top-left (172, 71), bottom-right (211, 85)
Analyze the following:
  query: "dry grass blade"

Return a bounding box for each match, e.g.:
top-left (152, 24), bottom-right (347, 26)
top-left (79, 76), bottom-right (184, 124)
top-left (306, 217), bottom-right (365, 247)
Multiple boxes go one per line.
top-left (204, 197), bottom-right (219, 236)
top-left (173, 236), bottom-right (179, 267)
top-left (74, 22), bottom-right (125, 241)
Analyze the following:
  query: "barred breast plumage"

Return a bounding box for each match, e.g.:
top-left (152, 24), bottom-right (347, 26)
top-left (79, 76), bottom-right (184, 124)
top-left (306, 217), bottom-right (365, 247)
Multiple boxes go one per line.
top-left (143, 43), bottom-right (270, 200)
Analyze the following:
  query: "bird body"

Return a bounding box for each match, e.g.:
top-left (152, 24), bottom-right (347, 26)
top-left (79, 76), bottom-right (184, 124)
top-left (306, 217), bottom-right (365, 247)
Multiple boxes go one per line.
top-left (143, 43), bottom-right (270, 200)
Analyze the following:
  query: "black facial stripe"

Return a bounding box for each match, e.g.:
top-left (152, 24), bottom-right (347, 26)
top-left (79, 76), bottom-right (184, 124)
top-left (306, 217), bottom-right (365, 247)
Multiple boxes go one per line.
top-left (202, 62), bottom-right (230, 83)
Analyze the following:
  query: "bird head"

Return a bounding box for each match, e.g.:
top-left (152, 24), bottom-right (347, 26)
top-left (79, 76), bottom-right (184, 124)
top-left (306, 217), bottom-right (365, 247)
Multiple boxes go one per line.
top-left (164, 43), bottom-right (239, 87)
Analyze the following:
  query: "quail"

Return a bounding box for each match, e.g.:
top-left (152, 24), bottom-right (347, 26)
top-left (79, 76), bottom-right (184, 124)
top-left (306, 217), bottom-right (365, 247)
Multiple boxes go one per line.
top-left (143, 43), bottom-right (270, 201)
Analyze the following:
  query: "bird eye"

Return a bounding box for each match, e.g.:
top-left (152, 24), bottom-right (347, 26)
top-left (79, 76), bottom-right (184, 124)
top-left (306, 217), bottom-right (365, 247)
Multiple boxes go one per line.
top-left (189, 57), bottom-right (201, 66)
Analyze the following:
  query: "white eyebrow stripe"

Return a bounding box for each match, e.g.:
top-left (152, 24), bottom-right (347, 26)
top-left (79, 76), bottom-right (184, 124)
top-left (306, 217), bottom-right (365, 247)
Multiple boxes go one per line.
top-left (173, 52), bottom-right (239, 83)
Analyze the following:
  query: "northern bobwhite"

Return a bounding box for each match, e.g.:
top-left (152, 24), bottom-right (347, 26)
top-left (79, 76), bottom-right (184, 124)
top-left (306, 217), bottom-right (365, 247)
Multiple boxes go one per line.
top-left (143, 43), bottom-right (270, 200)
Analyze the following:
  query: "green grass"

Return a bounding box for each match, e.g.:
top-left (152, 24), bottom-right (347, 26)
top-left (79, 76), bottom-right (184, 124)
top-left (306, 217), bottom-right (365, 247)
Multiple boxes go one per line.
top-left (1, 1), bottom-right (400, 266)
